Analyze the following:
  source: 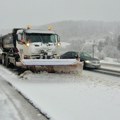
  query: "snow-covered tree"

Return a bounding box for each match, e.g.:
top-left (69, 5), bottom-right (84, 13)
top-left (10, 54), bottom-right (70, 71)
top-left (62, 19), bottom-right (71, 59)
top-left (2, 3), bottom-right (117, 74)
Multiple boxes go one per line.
top-left (117, 35), bottom-right (120, 51)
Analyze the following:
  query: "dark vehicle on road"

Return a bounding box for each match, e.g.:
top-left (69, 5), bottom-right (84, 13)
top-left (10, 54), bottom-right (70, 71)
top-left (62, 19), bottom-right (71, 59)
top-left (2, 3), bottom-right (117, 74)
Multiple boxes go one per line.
top-left (80, 52), bottom-right (101, 69)
top-left (60, 51), bottom-right (79, 59)
top-left (60, 51), bottom-right (101, 69)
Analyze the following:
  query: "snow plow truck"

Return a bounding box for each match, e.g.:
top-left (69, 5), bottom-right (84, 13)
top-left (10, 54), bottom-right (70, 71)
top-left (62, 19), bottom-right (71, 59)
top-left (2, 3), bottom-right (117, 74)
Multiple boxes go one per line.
top-left (0, 27), bottom-right (83, 73)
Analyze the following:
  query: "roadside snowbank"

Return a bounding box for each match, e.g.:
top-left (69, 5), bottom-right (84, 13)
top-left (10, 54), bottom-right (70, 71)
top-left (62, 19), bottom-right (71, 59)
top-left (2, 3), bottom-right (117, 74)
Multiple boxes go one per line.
top-left (101, 57), bottom-right (120, 65)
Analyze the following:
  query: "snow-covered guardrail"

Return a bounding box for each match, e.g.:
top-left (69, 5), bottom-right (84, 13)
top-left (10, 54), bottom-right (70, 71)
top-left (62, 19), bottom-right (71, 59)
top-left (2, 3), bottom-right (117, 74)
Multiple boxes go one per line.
top-left (100, 61), bottom-right (120, 72)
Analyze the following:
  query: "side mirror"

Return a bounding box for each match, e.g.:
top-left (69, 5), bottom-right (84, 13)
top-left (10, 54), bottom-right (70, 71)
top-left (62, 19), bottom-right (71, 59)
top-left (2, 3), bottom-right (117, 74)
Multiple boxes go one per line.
top-left (57, 35), bottom-right (60, 42)
top-left (17, 34), bottom-right (25, 44)
top-left (17, 34), bottom-right (21, 41)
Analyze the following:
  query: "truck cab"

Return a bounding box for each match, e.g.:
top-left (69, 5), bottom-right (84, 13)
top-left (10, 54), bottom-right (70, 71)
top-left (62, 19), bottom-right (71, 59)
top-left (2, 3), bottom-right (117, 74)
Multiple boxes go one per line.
top-left (0, 28), bottom-right (61, 67)
top-left (16, 29), bottom-right (61, 59)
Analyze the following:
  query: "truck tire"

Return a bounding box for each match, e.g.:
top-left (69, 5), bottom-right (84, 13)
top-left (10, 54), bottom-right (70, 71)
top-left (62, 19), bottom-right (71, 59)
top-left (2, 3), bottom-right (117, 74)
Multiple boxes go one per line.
top-left (0, 58), bottom-right (2, 64)
top-left (2, 55), bottom-right (5, 65)
top-left (5, 56), bottom-right (9, 68)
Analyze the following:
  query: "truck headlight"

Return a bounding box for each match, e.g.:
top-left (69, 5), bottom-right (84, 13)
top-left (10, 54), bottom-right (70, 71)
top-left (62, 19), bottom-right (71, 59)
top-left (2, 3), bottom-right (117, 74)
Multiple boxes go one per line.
top-left (85, 60), bottom-right (91, 63)
top-left (57, 42), bottom-right (61, 46)
top-left (26, 42), bottom-right (30, 47)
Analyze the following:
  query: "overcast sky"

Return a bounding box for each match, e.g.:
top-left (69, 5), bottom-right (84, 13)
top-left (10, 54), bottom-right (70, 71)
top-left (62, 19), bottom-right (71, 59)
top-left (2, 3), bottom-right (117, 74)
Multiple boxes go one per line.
top-left (0, 0), bottom-right (120, 29)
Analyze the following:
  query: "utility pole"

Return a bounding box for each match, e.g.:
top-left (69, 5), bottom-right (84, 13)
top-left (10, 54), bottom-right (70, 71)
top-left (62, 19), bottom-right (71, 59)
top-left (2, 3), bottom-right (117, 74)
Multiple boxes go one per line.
top-left (92, 44), bottom-right (95, 58)
top-left (92, 40), bottom-right (96, 58)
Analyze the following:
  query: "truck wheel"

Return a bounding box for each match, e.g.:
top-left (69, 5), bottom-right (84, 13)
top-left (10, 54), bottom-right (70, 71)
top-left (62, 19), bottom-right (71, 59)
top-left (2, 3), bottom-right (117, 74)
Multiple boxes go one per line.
top-left (5, 58), bottom-right (8, 67)
top-left (0, 58), bottom-right (2, 64)
top-left (83, 61), bottom-right (86, 69)
top-left (5, 56), bottom-right (10, 68)
top-left (2, 55), bottom-right (5, 65)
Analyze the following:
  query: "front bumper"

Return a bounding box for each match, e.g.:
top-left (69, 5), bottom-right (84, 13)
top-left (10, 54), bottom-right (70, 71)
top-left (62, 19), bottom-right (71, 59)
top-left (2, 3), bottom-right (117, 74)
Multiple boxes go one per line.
top-left (85, 63), bottom-right (101, 69)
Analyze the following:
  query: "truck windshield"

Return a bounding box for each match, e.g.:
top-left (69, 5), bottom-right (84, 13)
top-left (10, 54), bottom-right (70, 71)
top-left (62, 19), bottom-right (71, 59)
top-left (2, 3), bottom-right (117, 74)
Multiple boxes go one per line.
top-left (26, 33), bottom-right (57, 43)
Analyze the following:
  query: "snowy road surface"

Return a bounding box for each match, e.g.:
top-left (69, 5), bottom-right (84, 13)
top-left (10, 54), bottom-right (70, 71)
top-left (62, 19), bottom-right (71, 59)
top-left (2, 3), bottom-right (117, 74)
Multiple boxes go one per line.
top-left (0, 65), bottom-right (120, 120)
top-left (0, 76), bottom-right (48, 120)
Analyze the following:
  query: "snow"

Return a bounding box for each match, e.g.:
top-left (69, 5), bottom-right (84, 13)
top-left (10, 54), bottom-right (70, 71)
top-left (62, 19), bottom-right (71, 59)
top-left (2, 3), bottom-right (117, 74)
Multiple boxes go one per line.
top-left (101, 57), bottom-right (120, 65)
top-left (100, 57), bottom-right (120, 71)
top-left (0, 65), bottom-right (120, 120)
top-left (22, 59), bottom-right (79, 65)
top-left (60, 42), bottom-right (70, 48)
top-left (0, 95), bottom-right (19, 120)
top-left (0, 77), bottom-right (22, 120)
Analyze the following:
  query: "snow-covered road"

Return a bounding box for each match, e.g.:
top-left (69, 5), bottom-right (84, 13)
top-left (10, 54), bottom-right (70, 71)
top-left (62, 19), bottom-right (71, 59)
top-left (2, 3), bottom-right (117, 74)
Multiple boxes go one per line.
top-left (0, 65), bottom-right (120, 120)
top-left (0, 75), bottom-right (48, 120)
top-left (0, 77), bottom-right (21, 120)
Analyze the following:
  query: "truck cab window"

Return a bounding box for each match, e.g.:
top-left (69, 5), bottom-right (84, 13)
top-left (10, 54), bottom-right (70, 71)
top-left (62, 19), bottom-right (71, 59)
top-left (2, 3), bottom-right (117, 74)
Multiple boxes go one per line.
top-left (26, 33), bottom-right (57, 43)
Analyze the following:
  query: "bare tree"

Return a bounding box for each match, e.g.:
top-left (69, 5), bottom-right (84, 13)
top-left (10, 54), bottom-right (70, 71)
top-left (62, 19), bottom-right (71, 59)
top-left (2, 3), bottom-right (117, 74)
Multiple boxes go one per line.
top-left (117, 35), bottom-right (120, 51)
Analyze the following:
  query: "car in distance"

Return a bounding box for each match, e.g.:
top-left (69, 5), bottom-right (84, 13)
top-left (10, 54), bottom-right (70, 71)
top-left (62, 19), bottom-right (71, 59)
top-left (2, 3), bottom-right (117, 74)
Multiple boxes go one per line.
top-left (60, 51), bottom-right (79, 59)
top-left (80, 52), bottom-right (101, 69)
top-left (60, 51), bottom-right (101, 69)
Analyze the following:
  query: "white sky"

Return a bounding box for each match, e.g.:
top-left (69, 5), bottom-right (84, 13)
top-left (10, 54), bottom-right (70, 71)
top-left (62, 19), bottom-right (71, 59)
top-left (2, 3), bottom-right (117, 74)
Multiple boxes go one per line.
top-left (0, 0), bottom-right (120, 29)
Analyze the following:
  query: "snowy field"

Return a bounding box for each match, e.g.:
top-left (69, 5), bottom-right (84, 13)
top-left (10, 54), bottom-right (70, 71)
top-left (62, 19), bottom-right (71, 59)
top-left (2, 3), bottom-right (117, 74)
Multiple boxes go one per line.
top-left (0, 65), bottom-right (120, 120)
top-left (101, 57), bottom-right (120, 64)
